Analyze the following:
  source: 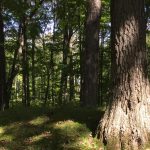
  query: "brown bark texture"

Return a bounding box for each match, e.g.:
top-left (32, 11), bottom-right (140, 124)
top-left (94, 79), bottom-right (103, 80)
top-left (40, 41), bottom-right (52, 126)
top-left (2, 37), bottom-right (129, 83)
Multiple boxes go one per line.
top-left (97, 0), bottom-right (150, 149)
top-left (81, 0), bottom-right (101, 106)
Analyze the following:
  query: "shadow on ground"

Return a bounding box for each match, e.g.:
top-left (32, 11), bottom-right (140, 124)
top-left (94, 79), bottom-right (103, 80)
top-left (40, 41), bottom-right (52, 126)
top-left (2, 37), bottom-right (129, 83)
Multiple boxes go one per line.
top-left (0, 104), bottom-right (104, 150)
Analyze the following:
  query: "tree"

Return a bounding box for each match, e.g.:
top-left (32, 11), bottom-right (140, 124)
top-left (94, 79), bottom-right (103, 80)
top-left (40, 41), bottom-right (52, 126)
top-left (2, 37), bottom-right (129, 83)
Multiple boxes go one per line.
top-left (21, 0), bottom-right (44, 106)
top-left (57, 0), bottom-right (79, 104)
top-left (97, 0), bottom-right (150, 149)
top-left (0, 2), bottom-right (6, 110)
top-left (81, 0), bottom-right (101, 106)
top-left (6, 23), bottom-right (21, 109)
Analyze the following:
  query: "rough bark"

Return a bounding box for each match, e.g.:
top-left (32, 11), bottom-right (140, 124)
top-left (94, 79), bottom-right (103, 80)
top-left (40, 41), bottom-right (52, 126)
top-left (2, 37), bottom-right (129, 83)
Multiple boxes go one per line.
top-left (81, 0), bottom-right (101, 106)
top-left (97, 0), bottom-right (150, 149)
top-left (0, 3), bottom-right (6, 111)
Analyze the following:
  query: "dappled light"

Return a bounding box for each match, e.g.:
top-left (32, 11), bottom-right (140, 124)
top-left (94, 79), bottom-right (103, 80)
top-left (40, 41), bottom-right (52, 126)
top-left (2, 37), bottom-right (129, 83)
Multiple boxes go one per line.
top-left (29, 116), bottom-right (49, 126)
top-left (0, 105), bottom-right (102, 149)
top-left (0, 0), bottom-right (150, 149)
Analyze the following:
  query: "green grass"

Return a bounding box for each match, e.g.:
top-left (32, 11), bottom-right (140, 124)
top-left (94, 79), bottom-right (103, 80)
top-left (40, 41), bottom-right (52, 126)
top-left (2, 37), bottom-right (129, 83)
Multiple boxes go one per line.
top-left (0, 103), bottom-right (104, 150)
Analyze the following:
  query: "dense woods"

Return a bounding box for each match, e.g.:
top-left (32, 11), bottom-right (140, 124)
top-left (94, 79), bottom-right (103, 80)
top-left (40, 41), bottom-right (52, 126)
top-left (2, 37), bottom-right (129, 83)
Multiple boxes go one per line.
top-left (0, 0), bottom-right (150, 149)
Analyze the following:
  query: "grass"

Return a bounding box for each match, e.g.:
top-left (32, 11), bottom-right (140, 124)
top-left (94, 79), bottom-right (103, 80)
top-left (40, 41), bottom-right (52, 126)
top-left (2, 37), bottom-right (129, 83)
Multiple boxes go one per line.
top-left (0, 103), bottom-right (104, 150)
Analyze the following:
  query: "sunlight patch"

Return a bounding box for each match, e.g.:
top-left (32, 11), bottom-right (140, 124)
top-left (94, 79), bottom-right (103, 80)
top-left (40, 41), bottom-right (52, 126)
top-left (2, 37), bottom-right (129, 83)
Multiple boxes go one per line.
top-left (53, 120), bottom-right (89, 141)
top-left (29, 116), bottom-right (49, 126)
top-left (0, 135), bottom-right (14, 142)
top-left (54, 120), bottom-right (85, 130)
top-left (53, 120), bottom-right (101, 150)
top-left (0, 127), bottom-right (4, 134)
top-left (25, 131), bottom-right (52, 144)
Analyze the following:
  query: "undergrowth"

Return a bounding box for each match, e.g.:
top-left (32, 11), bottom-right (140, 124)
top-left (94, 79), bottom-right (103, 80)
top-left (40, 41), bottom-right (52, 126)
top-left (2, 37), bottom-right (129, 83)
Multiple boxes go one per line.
top-left (0, 103), bottom-right (104, 150)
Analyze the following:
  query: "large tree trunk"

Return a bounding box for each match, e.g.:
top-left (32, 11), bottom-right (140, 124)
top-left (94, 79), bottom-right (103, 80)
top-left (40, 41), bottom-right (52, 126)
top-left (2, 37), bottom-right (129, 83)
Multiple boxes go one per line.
top-left (0, 3), bottom-right (6, 111)
top-left (81, 0), bottom-right (101, 106)
top-left (97, 0), bottom-right (150, 149)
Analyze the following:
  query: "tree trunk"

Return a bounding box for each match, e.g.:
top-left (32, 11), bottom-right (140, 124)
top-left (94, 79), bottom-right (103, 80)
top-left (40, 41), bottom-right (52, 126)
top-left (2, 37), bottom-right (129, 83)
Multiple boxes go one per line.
top-left (22, 16), bottom-right (30, 106)
top-left (81, 0), bottom-right (101, 106)
top-left (79, 7), bottom-right (84, 105)
top-left (97, 0), bottom-right (150, 149)
top-left (0, 3), bottom-right (6, 111)
top-left (50, 49), bottom-right (54, 105)
top-left (59, 26), bottom-right (72, 104)
top-left (31, 38), bottom-right (36, 101)
top-left (51, 4), bottom-right (56, 105)
top-left (6, 23), bottom-right (22, 109)
top-left (98, 30), bottom-right (105, 106)
top-left (44, 65), bottom-right (50, 105)
top-left (69, 51), bottom-right (74, 101)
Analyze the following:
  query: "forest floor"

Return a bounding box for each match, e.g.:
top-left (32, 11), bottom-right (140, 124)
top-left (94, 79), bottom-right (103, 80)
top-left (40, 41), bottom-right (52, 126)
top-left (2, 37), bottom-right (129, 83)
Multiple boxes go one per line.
top-left (0, 103), bottom-right (104, 150)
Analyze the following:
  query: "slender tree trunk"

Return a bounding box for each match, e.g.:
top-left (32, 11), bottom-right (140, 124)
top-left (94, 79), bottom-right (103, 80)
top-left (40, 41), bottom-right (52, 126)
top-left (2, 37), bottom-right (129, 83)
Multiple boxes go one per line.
top-left (59, 27), bottom-right (72, 104)
top-left (6, 23), bottom-right (22, 109)
top-left (50, 49), bottom-right (54, 105)
top-left (69, 51), bottom-right (74, 101)
top-left (97, 0), bottom-right (150, 149)
top-left (44, 65), bottom-right (50, 105)
top-left (78, 8), bottom-right (84, 104)
top-left (42, 37), bottom-right (46, 94)
top-left (51, 3), bottom-right (56, 105)
top-left (99, 31), bottom-right (105, 106)
top-left (42, 36), bottom-right (51, 105)
top-left (81, 0), bottom-right (101, 106)
top-left (0, 3), bottom-right (6, 111)
top-left (22, 16), bottom-right (30, 106)
top-left (59, 28), bottom-right (68, 104)
top-left (31, 38), bottom-right (36, 101)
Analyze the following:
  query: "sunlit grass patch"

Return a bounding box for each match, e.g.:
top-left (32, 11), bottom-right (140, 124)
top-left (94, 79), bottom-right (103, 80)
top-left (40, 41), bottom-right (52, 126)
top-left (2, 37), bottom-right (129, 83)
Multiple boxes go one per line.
top-left (0, 123), bottom-right (24, 143)
top-left (0, 134), bottom-right (14, 142)
top-left (0, 127), bottom-right (4, 134)
top-left (0, 104), bottom-right (103, 150)
top-left (52, 120), bottom-right (101, 150)
top-left (54, 120), bottom-right (88, 134)
top-left (29, 116), bottom-right (49, 126)
top-left (25, 131), bottom-right (52, 144)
